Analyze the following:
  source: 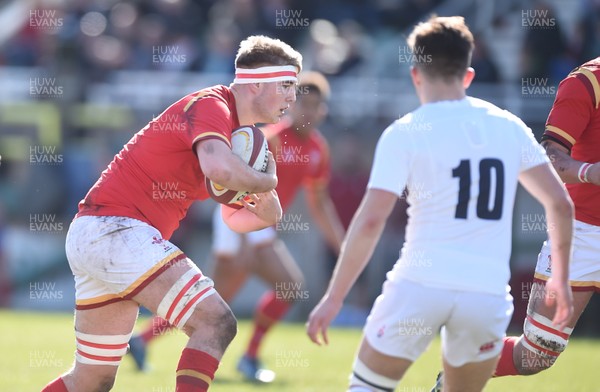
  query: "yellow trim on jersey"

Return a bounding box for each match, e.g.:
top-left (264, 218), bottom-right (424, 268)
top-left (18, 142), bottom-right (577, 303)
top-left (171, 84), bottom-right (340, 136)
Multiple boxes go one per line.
top-left (545, 125), bottom-right (576, 146)
top-left (76, 293), bottom-right (120, 306)
top-left (183, 91), bottom-right (209, 113)
top-left (534, 272), bottom-right (600, 289)
top-left (577, 67), bottom-right (600, 109)
top-left (176, 369), bottom-right (212, 385)
top-left (191, 132), bottom-right (231, 148)
top-left (118, 250), bottom-right (184, 298)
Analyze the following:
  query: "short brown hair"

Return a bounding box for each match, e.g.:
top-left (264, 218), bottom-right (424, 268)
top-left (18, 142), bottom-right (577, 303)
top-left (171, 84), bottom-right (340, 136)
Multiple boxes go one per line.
top-left (407, 16), bottom-right (474, 80)
top-left (298, 71), bottom-right (331, 100)
top-left (235, 35), bottom-right (303, 72)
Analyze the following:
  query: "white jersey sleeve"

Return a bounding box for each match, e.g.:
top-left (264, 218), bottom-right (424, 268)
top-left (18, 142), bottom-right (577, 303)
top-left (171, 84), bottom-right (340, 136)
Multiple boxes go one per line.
top-left (368, 123), bottom-right (409, 197)
top-left (514, 115), bottom-right (550, 172)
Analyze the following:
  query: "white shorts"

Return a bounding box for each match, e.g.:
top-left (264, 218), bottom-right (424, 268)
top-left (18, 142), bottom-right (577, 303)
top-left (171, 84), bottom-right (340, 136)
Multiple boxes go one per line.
top-left (66, 215), bottom-right (214, 310)
top-left (534, 220), bottom-right (600, 292)
top-left (211, 206), bottom-right (276, 255)
top-left (364, 278), bottom-right (513, 367)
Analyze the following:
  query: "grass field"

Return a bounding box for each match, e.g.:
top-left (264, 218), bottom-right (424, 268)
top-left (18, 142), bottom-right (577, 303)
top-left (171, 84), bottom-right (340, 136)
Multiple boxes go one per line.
top-left (2, 310), bottom-right (599, 392)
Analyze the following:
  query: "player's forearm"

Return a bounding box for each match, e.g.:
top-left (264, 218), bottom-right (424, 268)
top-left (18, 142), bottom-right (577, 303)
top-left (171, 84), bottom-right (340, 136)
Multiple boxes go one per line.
top-left (198, 140), bottom-right (277, 192)
top-left (542, 140), bottom-right (600, 185)
top-left (208, 156), bottom-right (275, 192)
top-left (222, 205), bottom-right (275, 233)
top-left (325, 210), bottom-right (386, 303)
top-left (545, 198), bottom-right (574, 283)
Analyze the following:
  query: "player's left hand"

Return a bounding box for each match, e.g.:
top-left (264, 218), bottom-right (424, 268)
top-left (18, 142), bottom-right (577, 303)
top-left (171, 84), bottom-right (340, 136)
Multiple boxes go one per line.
top-left (306, 296), bottom-right (343, 346)
top-left (242, 189), bottom-right (282, 225)
top-left (544, 277), bottom-right (574, 331)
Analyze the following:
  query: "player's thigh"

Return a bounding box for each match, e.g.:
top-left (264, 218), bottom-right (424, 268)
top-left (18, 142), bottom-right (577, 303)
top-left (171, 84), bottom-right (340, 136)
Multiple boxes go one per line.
top-left (211, 251), bottom-right (250, 303)
top-left (130, 255), bottom-right (223, 333)
top-left (363, 279), bottom-right (451, 365)
top-left (442, 356), bottom-right (499, 392)
top-left (251, 238), bottom-right (304, 288)
top-left (527, 282), bottom-right (592, 329)
top-left (532, 219), bottom-right (598, 324)
top-left (442, 291), bottom-right (512, 367)
top-left (355, 336), bottom-right (413, 381)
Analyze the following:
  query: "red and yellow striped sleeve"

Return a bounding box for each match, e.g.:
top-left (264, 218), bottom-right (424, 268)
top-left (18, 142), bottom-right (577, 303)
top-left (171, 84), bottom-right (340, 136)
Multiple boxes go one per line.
top-left (542, 66), bottom-right (598, 150)
top-left (182, 88), bottom-right (237, 150)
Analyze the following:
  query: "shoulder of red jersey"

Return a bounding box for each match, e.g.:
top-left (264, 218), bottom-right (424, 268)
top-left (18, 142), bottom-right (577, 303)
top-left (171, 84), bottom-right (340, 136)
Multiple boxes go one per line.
top-left (542, 58), bottom-right (600, 150)
top-left (566, 58), bottom-right (600, 110)
top-left (182, 85), bottom-right (234, 113)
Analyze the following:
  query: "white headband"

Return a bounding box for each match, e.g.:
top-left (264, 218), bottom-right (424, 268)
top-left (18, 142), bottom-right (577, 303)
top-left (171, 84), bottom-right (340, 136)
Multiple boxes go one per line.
top-left (234, 65), bottom-right (298, 84)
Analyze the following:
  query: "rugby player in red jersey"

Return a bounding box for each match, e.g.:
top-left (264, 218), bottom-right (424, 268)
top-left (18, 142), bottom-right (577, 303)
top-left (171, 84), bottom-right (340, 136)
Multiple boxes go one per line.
top-left (491, 57), bottom-right (600, 379)
top-left (42, 35), bottom-right (301, 392)
top-left (128, 72), bottom-right (345, 383)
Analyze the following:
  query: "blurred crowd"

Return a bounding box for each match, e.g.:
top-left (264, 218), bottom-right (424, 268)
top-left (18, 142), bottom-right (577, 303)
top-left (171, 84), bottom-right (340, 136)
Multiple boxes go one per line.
top-left (3, 0), bottom-right (600, 82)
top-left (1, 0), bottom-right (600, 328)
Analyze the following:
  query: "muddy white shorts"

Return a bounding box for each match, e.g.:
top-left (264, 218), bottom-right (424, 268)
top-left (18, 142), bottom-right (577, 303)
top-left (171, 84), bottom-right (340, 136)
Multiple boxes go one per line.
top-left (211, 206), bottom-right (276, 256)
top-left (66, 215), bottom-right (214, 310)
top-left (534, 219), bottom-right (600, 292)
top-left (363, 278), bottom-right (513, 367)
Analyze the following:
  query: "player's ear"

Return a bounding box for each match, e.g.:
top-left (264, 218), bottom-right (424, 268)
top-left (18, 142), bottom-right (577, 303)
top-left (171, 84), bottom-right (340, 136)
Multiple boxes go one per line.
top-left (248, 82), bottom-right (262, 95)
top-left (463, 67), bottom-right (475, 89)
top-left (410, 66), bottom-right (420, 86)
top-left (318, 101), bottom-right (328, 118)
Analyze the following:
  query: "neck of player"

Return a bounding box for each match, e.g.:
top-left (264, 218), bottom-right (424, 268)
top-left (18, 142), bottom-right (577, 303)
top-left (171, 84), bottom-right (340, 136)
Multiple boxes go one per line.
top-left (231, 84), bottom-right (258, 125)
top-left (418, 78), bottom-right (467, 104)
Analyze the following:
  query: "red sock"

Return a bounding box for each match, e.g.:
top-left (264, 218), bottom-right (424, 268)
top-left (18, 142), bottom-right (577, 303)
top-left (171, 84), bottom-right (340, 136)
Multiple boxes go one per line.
top-left (42, 377), bottom-right (68, 392)
top-left (140, 316), bottom-right (173, 343)
top-left (176, 348), bottom-right (219, 392)
top-left (494, 336), bottom-right (520, 377)
top-left (246, 291), bottom-right (290, 359)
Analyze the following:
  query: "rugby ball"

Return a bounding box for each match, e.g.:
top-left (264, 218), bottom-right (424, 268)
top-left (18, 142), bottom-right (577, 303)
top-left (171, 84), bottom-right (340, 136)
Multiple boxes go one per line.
top-left (205, 126), bottom-right (269, 204)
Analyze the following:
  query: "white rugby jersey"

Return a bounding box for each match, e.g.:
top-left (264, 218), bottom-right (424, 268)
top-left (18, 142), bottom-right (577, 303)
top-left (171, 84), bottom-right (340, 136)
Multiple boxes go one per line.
top-left (368, 97), bottom-right (549, 295)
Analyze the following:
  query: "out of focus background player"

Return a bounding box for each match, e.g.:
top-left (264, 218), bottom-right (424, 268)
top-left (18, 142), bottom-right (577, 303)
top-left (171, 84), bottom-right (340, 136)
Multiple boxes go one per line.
top-left (127, 71), bottom-right (345, 383)
top-left (307, 15), bottom-right (573, 392)
top-left (3, 1), bottom-right (600, 391)
top-left (493, 57), bottom-right (600, 377)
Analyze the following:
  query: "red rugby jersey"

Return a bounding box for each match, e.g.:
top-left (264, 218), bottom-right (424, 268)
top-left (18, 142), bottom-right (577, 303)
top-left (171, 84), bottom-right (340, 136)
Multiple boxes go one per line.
top-left (77, 85), bottom-right (239, 239)
top-left (265, 120), bottom-right (331, 212)
top-left (542, 57), bottom-right (600, 226)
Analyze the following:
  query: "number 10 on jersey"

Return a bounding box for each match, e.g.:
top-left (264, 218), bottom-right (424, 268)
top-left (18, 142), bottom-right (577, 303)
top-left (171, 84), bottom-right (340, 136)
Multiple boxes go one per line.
top-left (452, 158), bottom-right (505, 220)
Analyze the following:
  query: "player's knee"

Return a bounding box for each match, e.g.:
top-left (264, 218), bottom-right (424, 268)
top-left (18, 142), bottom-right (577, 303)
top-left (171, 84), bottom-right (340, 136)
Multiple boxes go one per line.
top-left (68, 372), bottom-right (117, 392)
top-left (187, 303), bottom-right (237, 351)
top-left (518, 312), bottom-right (572, 374)
top-left (95, 375), bottom-right (116, 392)
top-left (216, 307), bottom-right (238, 349)
top-left (348, 358), bottom-right (398, 392)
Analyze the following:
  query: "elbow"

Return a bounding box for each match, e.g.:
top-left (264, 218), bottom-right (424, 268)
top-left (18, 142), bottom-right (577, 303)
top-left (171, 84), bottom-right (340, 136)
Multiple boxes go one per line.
top-left (204, 163), bottom-right (234, 188)
top-left (359, 213), bottom-right (386, 236)
top-left (552, 192), bottom-right (574, 220)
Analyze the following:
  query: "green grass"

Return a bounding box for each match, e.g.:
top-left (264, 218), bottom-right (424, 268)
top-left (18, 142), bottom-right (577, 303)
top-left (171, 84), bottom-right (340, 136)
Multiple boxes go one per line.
top-left (2, 310), bottom-right (599, 391)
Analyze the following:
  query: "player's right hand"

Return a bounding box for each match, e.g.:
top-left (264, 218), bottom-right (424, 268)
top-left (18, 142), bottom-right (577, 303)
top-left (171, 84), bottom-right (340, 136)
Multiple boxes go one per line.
top-left (544, 277), bottom-right (574, 331)
top-left (306, 296), bottom-right (343, 346)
